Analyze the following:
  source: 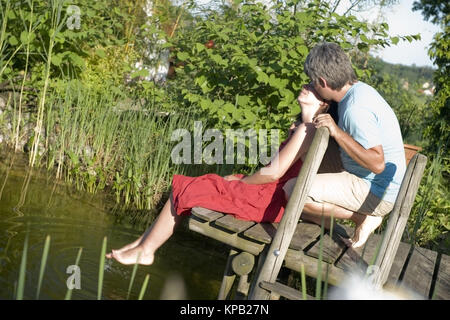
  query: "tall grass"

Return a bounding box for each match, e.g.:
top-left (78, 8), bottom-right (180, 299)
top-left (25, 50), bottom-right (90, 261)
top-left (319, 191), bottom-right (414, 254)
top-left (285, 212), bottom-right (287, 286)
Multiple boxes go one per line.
top-left (0, 0), bottom-right (24, 79)
top-left (29, 0), bottom-right (65, 167)
top-left (14, 0), bottom-right (36, 152)
top-left (41, 79), bottom-right (201, 223)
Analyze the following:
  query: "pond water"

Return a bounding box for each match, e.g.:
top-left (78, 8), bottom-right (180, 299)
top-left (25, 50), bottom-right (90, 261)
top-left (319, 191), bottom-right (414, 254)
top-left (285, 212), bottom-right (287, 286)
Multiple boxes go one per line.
top-left (0, 152), bottom-right (226, 300)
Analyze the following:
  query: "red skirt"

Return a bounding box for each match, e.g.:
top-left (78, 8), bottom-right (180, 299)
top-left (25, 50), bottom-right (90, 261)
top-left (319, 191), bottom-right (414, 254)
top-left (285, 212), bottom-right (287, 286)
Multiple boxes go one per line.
top-left (170, 138), bottom-right (303, 223)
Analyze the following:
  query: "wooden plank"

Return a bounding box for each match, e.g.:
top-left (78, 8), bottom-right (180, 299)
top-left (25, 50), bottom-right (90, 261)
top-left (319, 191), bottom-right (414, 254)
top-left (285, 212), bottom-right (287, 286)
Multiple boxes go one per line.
top-left (373, 154), bottom-right (427, 287)
top-left (259, 281), bottom-right (313, 300)
top-left (214, 215), bottom-right (255, 233)
top-left (243, 222), bottom-right (278, 244)
top-left (304, 230), bottom-right (347, 264)
top-left (249, 127), bottom-right (330, 300)
top-left (244, 221), bottom-right (322, 251)
top-left (188, 217), bottom-right (265, 256)
top-left (432, 253), bottom-right (450, 300)
top-left (332, 223), bottom-right (353, 239)
top-left (290, 222), bottom-right (323, 251)
top-left (284, 248), bottom-right (346, 286)
top-left (381, 241), bottom-right (411, 284)
top-left (336, 232), bottom-right (383, 271)
top-left (304, 222), bottom-right (352, 265)
top-left (191, 207), bottom-right (224, 222)
top-left (336, 231), bottom-right (412, 285)
top-left (399, 246), bottom-right (437, 298)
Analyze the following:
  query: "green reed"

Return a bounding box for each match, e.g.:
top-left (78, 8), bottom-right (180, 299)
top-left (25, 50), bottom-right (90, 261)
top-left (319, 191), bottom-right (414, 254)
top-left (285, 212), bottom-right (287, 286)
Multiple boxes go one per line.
top-left (36, 235), bottom-right (50, 299)
top-left (127, 252), bottom-right (142, 300)
top-left (315, 211), bottom-right (326, 300)
top-left (16, 228), bottom-right (29, 300)
top-left (138, 274), bottom-right (150, 300)
top-left (98, 236), bottom-right (107, 300)
top-left (300, 263), bottom-right (307, 300)
top-left (29, 0), bottom-right (65, 167)
top-left (14, 0), bottom-right (36, 152)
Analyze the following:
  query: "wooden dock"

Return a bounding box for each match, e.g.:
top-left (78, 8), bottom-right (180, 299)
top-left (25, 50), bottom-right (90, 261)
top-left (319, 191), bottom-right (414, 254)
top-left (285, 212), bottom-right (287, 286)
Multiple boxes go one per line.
top-left (187, 127), bottom-right (448, 300)
top-left (189, 207), bottom-right (449, 299)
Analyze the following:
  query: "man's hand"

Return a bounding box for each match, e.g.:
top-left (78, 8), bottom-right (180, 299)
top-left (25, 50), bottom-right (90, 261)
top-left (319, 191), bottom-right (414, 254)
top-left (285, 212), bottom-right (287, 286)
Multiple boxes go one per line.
top-left (314, 114), bottom-right (385, 174)
top-left (313, 113), bottom-right (340, 137)
top-left (224, 175), bottom-right (241, 181)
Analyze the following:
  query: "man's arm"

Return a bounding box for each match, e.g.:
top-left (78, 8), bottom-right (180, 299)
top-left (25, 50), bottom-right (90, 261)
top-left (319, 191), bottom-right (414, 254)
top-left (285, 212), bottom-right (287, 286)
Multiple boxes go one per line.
top-left (313, 113), bottom-right (385, 174)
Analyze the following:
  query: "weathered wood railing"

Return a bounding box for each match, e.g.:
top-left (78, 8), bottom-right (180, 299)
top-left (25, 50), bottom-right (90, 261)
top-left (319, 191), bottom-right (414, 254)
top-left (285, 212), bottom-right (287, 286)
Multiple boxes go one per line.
top-left (248, 127), bottom-right (330, 299)
top-left (372, 152), bottom-right (427, 287)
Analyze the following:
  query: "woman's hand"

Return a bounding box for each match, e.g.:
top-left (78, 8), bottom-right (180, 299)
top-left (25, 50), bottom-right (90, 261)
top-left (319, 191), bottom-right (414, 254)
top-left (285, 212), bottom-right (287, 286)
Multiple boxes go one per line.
top-left (223, 175), bottom-right (242, 181)
top-left (297, 84), bottom-right (329, 123)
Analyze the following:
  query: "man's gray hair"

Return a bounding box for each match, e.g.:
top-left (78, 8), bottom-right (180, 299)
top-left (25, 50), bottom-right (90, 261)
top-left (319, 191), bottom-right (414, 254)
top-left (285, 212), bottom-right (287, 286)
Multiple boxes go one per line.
top-left (304, 42), bottom-right (357, 90)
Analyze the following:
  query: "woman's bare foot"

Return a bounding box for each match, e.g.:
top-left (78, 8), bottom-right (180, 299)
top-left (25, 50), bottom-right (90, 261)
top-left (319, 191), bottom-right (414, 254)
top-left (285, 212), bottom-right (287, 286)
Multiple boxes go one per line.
top-left (111, 246), bottom-right (155, 265)
top-left (349, 215), bottom-right (383, 248)
top-left (105, 240), bottom-right (141, 259)
top-left (106, 227), bottom-right (153, 259)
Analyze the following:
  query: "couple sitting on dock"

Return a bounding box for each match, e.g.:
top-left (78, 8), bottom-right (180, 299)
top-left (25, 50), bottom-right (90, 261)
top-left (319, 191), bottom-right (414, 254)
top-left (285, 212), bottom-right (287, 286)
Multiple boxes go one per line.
top-left (106, 42), bottom-right (406, 266)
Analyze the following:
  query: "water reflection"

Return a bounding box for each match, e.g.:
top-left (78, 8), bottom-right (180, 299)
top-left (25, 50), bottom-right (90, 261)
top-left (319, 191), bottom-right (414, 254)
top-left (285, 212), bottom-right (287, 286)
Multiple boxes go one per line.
top-left (0, 151), bottom-right (225, 299)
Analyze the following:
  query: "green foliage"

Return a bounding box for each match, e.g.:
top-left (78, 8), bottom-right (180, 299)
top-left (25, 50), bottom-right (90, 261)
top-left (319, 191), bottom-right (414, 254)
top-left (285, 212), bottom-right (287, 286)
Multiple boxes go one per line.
top-left (365, 62), bottom-right (433, 145)
top-left (368, 56), bottom-right (434, 84)
top-left (412, 0), bottom-right (450, 25)
top-left (413, 0), bottom-right (449, 253)
top-left (172, 0), bottom-right (397, 133)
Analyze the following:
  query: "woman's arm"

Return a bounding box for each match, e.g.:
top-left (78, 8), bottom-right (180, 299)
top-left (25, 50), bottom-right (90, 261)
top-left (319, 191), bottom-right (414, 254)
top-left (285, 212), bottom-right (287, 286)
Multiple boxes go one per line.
top-left (239, 122), bottom-right (316, 184)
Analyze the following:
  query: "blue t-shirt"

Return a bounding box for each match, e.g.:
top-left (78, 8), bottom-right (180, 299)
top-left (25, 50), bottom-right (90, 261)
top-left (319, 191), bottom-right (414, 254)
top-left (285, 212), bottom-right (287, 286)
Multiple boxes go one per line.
top-left (338, 81), bottom-right (406, 203)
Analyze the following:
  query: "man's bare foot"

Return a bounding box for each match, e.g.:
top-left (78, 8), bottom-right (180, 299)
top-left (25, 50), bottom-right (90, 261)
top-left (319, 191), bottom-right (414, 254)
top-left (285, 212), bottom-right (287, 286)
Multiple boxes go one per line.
top-left (349, 215), bottom-right (383, 248)
top-left (111, 246), bottom-right (155, 265)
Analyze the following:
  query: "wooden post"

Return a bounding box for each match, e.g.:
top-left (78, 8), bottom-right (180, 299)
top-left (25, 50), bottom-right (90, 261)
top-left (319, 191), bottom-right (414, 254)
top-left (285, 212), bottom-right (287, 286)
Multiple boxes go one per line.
top-left (373, 153), bottom-right (427, 287)
top-left (248, 127), bottom-right (330, 300)
top-left (217, 249), bottom-right (238, 300)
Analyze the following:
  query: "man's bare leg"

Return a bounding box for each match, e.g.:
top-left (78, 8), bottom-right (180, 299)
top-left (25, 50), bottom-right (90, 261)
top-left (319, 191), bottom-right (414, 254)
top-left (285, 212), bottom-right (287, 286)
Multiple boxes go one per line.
top-left (302, 201), bottom-right (383, 248)
top-left (106, 192), bottom-right (183, 265)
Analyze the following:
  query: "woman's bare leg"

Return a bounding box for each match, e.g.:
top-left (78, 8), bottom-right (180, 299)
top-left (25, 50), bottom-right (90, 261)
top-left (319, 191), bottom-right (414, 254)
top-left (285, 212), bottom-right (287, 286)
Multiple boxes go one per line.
top-left (106, 192), bottom-right (183, 265)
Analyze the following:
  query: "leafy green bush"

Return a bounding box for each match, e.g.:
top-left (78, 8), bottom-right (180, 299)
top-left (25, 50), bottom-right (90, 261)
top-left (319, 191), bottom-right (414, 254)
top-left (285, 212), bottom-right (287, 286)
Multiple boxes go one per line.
top-left (171, 0), bottom-right (399, 133)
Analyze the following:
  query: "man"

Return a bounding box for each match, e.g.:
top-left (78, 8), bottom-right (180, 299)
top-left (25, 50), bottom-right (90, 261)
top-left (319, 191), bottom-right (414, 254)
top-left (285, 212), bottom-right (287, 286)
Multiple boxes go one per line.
top-left (284, 42), bottom-right (406, 248)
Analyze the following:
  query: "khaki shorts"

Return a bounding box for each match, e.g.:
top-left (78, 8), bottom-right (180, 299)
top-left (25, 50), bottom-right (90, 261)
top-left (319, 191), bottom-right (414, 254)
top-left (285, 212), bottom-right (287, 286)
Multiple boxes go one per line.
top-left (305, 171), bottom-right (394, 217)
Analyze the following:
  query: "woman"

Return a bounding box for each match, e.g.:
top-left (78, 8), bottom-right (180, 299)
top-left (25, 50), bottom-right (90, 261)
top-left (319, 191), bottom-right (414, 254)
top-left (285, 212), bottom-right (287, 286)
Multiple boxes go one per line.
top-left (106, 84), bottom-right (332, 265)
